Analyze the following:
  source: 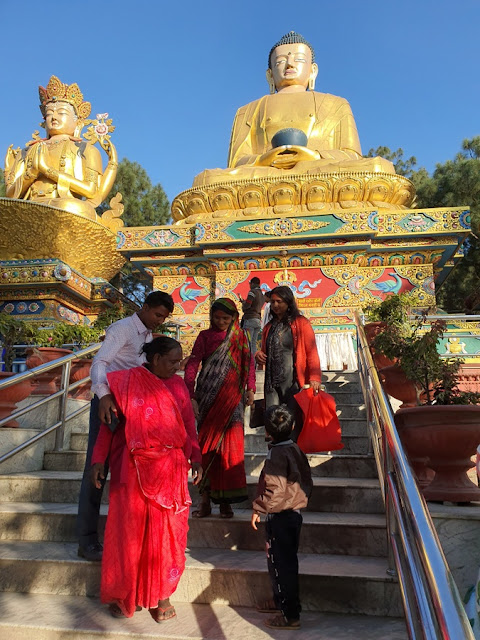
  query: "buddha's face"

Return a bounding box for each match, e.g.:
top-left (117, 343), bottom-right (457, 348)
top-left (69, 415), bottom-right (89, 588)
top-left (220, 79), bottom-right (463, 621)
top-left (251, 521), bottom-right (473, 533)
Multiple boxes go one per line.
top-left (44, 101), bottom-right (78, 137)
top-left (268, 43), bottom-right (318, 92)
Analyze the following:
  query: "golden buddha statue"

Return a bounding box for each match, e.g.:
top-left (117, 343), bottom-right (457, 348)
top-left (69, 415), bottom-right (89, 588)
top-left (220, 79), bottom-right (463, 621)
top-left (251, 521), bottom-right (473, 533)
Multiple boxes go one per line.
top-left (4, 75), bottom-right (118, 221)
top-left (172, 32), bottom-right (415, 222)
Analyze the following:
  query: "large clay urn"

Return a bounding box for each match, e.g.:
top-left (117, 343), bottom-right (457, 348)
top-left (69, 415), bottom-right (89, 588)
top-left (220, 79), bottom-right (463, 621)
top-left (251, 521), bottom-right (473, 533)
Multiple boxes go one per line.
top-left (69, 358), bottom-right (92, 401)
top-left (0, 372), bottom-right (34, 427)
top-left (379, 364), bottom-right (418, 408)
top-left (25, 347), bottom-right (73, 395)
top-left (395, 405), bottom-right (480, 502)
top-left (364, 322), bottom-right (397, 370)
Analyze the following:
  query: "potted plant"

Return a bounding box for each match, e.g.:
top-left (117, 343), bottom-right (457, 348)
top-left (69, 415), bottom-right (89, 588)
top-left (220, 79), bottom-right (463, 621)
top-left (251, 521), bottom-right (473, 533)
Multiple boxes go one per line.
top-left (363, 293), bottom-right (412, 370)
top-left (371, 306), bottom-right (480, 502)
top-left (59, 324), bottom-right (102, 400)
top-left (0, 312), bottom-right (36, 426)
top-left (24, 324), bottom-right (75, 395)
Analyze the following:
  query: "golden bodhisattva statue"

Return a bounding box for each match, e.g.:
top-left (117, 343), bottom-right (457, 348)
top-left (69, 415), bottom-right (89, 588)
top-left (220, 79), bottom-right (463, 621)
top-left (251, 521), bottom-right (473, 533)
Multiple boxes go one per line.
top-left (173, 32), bottom-right (415, 221)
top-left (4, 75), bottom-right (118, 221)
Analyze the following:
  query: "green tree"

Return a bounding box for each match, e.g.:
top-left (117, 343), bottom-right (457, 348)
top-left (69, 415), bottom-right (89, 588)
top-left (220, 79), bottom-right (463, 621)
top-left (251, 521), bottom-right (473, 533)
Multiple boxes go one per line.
top-left (99, 158), bottom-right (170, 226)
top-left (99, 158), bottom-right (170, 303)
top-left (369, 141), bottom-right (480, 311)
top-left (367, 146), bottom-right (419, 178)
top-left (419, 138), bottom-right (480, 311)
top-left (0, 168), bottom-right (5, 197)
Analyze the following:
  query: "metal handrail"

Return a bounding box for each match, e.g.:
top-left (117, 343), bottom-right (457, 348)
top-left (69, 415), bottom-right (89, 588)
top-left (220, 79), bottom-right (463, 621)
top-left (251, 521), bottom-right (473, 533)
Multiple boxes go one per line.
top-left (0, 343), bottom-right (101, 464)
top-left (355, 312), bottom-right (474, 639)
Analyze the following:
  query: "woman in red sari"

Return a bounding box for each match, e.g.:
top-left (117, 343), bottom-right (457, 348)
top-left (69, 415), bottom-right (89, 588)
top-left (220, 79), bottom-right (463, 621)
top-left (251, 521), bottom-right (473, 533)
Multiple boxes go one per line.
top-left (184, 298), bottom-right (255, 518)
top-left (91, 336), bottom-right (202, 622)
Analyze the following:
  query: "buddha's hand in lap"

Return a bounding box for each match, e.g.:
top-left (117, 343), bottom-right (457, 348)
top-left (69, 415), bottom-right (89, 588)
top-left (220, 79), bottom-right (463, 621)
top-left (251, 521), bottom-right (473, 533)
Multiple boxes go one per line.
top-left (255, 145), bottom-right (320, 170)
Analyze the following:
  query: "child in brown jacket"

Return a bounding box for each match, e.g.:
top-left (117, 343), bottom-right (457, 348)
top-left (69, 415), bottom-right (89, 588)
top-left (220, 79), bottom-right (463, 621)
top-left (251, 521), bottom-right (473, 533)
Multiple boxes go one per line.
top-left (251, 404), bottom-right (313, 631)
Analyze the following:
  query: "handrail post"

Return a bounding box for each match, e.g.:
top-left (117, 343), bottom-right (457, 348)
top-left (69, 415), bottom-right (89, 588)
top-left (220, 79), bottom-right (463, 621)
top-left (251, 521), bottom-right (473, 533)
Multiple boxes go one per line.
top-left (55, 359), bottom-right (72, 452)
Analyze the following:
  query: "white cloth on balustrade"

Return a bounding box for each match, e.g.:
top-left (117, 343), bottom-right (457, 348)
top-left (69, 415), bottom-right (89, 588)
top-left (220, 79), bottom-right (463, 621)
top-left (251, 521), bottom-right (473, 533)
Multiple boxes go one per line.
top-left (315, 333), bottom-right (357, 371)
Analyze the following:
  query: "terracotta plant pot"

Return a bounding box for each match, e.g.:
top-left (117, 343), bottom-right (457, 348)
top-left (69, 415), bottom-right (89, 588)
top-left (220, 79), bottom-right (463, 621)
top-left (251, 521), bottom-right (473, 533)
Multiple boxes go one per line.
top-left (379, 364), bottom-right (418, 408)
top-left (69, 358), bottom-right (92, 401)
top-left (364, 322), bottom-right (397, 370)
top-left (25, 347), bottom-right (73, 395)
top-left (395, 405), bottom-right (480, 502)
top-left (0, 372), bottom-right (34, 427)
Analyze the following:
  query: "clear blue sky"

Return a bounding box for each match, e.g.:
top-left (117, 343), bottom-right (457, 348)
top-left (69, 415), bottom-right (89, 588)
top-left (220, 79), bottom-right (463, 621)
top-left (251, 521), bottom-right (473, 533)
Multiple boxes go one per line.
top-left (1, 0), bottom-right (478, 205)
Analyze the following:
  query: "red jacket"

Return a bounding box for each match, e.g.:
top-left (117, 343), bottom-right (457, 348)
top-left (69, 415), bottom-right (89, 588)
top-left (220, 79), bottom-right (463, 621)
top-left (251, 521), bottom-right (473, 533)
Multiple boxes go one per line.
top-left (261, 315), bottom-right (321, 387)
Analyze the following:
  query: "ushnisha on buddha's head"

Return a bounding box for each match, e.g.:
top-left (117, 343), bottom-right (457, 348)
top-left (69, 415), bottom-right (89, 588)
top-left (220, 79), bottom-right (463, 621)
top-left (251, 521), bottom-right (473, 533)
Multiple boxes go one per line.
top-left (38, 75), bottom-right (91, 138)
top-left (266, 31), bottom-right (318, 94)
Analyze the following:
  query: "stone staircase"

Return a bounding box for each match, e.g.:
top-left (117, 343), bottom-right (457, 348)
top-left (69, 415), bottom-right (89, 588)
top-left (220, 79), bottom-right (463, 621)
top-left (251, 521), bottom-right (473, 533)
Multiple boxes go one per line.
top-left (0, 370), bottom-right (408, 639)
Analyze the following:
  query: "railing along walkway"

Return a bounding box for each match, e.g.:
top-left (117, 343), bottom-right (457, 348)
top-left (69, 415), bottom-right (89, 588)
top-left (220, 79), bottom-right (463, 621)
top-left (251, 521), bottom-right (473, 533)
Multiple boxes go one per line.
top-left (0, 344), bottom-right (101, 465)
top-left (355, 313), bottom-right (474, 639)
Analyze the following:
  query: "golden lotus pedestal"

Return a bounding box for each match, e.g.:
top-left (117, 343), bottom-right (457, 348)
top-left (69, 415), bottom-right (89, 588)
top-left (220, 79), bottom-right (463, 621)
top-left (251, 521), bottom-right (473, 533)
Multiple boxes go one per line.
top-left (117, 198), bottom-right (471, 353)
top-left (171, 171), bottom-right (417, 223)
top-left (0, 198), bottom-right (127, 325)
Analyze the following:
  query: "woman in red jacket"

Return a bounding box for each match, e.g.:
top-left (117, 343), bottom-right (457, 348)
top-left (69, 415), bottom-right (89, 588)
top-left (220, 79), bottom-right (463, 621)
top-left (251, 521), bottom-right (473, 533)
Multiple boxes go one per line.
top-left (255, 286), bottom-right (321, 440)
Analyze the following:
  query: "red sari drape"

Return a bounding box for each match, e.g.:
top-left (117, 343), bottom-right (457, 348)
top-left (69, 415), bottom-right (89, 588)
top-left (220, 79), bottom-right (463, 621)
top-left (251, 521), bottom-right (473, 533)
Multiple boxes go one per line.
top-left (93, 366), bottom-right (194, 617)
top-left (194, 316), bottom-right (251, 503)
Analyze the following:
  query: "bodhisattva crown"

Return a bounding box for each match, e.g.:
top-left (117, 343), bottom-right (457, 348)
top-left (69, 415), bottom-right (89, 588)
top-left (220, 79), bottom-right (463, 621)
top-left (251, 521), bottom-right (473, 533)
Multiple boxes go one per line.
top-left (38, 75), bottom-right (91, 120)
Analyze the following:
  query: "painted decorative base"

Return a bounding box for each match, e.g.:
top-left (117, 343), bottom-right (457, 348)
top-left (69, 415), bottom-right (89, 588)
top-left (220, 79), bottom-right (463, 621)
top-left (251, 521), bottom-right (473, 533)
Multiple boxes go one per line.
top-left (395, 405), bottom-right (480, 502)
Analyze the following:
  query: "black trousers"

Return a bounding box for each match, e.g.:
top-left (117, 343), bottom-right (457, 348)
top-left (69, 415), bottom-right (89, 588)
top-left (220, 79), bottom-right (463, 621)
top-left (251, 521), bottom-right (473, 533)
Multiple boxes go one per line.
top-left (76, 395), bottom-right (109, 547)
top-left (265, 510), bottom-right (303, 620)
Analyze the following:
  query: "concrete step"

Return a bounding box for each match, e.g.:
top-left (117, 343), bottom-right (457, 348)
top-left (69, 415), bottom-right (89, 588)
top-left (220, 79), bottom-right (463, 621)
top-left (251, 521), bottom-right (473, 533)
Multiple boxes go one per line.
top-left (246, 453), bottom-right (377, 478)
top-left (45, 445), bottom-right (374, 476)
top-left (0, 593), bottom-right (408, 639)
top-left (0, 472), bottom-right (384, 513)
top-left (69, 430), bottom-right (370, 456)
top-left (68, 433), bottom-right (377, 476)
top-left (0, 504), bottom-right (387, 557)
top-left (0, 541), bottom-right (401, 616)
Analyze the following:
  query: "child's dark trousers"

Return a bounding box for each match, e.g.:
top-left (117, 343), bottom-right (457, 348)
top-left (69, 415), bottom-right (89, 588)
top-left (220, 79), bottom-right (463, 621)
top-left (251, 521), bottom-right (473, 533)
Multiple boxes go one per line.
top-left (265, 509), bottom-right (303, 620)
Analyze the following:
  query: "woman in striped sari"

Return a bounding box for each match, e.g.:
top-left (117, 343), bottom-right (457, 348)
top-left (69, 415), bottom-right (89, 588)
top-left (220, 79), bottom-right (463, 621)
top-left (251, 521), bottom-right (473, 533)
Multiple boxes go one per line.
top-left (184, 298), bottom-right (255, 518)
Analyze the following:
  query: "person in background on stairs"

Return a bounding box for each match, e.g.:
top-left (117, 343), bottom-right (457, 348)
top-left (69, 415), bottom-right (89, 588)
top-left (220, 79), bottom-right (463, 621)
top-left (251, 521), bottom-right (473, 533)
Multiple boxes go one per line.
top-left (240, 276), bottom-right (265, 353)
top-left (76, 291), bottom-right (174, 561)
top-left (251, 404), bottom-right (313, 631)
top-left (184, 298), bottom-right (255, 518)
top-left (90, 336), bottom-right (203, 621)
top-left (261, 290), bottom-right (272, 330)
top-left (255, 286), bottom-right (321, 441)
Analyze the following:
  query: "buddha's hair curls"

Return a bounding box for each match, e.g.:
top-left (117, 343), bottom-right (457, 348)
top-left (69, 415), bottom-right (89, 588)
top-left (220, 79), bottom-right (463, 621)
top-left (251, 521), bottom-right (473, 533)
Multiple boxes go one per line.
top-left (268, 31), bottom-right (315, 68)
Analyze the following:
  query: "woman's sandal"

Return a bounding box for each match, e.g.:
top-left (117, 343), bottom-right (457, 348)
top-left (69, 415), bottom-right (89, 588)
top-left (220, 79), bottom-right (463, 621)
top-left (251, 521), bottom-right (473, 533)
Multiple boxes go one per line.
top-left (219, 503), bottom-right (234, 519)
top-left (264, 614), bottom-right (301, 630)
top-left (149, 599), bottom-right (176, 622)
top-left (108, 604), bottom-right (141, 618)
top-left (191, 504), bottom-right (212, 518)
top-left (256, 598), bottom-right (280, 613)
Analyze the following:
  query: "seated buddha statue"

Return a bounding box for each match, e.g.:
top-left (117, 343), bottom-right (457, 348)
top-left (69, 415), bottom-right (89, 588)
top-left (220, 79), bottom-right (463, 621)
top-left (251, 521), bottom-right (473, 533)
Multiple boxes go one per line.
top-left (193, 31), bottom-right (395, 188)
top-left (4, 75), bottom-right (118, 221)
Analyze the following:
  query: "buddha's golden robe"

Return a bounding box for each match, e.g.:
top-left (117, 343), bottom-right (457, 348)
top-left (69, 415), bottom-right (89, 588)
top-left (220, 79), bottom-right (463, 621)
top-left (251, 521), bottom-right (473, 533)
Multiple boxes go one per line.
top-left (194, 92), bottom-right (394, 186)
top-left (6, 137), bottom-right (102, 220)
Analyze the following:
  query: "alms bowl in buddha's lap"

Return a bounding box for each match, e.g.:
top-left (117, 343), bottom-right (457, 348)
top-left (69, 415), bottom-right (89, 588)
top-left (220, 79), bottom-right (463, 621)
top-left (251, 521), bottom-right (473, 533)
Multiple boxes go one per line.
top-left (271, 128), bottom-right (308, 148)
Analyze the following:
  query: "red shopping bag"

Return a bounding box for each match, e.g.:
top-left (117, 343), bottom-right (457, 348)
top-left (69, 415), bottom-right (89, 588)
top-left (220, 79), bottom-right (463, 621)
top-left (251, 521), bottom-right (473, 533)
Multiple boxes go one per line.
top-left (294, 387), bottom-right (344, 453)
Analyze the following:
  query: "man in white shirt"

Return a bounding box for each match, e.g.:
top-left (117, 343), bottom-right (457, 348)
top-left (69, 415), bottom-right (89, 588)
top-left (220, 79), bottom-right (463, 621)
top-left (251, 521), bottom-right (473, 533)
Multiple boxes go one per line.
top-left (77, 291), bottom-right (174, 561)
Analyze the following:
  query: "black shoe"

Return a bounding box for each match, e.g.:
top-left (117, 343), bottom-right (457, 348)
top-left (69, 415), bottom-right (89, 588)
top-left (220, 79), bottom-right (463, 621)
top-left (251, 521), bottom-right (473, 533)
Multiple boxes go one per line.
top-left (78, 542), bottom-right (103, 561)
